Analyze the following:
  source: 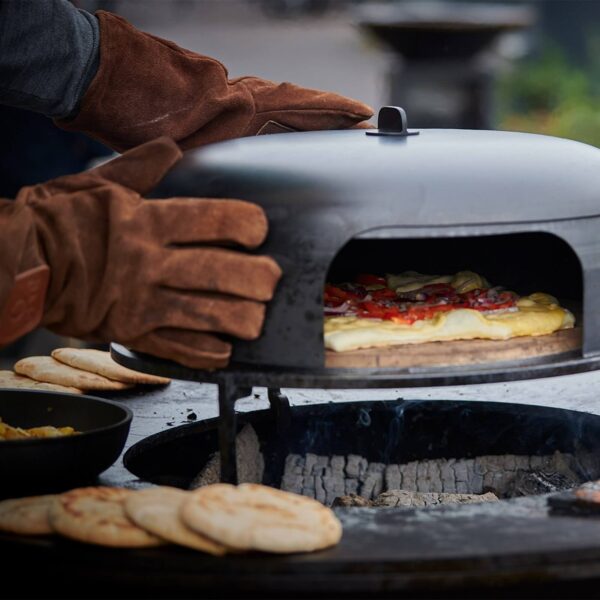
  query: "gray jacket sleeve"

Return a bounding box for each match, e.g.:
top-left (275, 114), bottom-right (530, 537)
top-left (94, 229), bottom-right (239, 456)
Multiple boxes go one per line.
top-left (0, 0), bottom-right (99, 119)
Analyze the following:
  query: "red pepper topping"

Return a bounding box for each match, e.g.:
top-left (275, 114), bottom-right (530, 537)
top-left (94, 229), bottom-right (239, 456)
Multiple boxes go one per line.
top-left (324, 275), bottom-right (517, 322)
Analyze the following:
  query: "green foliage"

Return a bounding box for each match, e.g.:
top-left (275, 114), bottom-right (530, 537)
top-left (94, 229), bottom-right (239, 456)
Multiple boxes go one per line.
top-left (497, 44), bottom-right (600, 147)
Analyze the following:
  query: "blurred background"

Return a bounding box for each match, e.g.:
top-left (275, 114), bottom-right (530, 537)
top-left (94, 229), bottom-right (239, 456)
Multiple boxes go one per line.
top-left (2, 0), bottom-right (599, 366)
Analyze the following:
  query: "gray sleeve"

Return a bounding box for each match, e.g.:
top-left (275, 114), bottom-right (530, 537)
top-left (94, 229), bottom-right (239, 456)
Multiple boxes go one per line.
top-left (0, 0), bottom-right (100, 119)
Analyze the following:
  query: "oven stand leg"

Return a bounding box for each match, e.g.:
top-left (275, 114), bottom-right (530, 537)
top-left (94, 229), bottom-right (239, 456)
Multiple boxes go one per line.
top-left (217, 381), bottom-right (251, 484)
top-left (266, 388), bottom-right (292, 487)
top-left (268, 388), bottom-right (291, 433)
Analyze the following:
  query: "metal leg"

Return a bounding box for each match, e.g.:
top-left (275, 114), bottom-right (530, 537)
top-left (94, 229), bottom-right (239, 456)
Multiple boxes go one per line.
top-left (267, 387), bottom-right (292, 432)
top-left (265, 388), bottom-right (292, 487)
top-left (217, 380), bottom-right (251, 484)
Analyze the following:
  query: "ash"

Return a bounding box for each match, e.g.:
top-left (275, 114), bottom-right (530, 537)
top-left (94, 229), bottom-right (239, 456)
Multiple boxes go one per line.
top-left (281, 451), bottom-right (589, 506)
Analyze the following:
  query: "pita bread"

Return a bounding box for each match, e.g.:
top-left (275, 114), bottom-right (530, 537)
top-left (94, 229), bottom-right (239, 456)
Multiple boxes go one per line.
top-left (124, 487), bottom-right (227, 555)
top-left (51, 349), bottom-right (170, 386)
top-left (14, 357), bottom-right (132, 391)
top-left (0, 494), bottom-right (56, 535)
top-left (0, 370), bottom-right (82, 394)
top-left (48, 487), bottom-right (165, 547)
top-left (181, 483), bottom-right (342, 553)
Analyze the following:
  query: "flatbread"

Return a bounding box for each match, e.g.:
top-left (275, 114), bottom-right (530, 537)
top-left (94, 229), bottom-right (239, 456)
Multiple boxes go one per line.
top-left (14, 357), bottom-right (132, 391)
top-left (124, 487), bottom-right (227, 555)
top-left (48, 487), bottom-right (165, 547)
top-left (323, 271), bottom-right (575, 352)
top-left (0, 494), bottom-right (56, 535)
top-left (0, 370), bottom-right (82, 394)
top-left (181, 483), bottom-right (342, 553)
top-left (51, 349), bottom-right (170, 386)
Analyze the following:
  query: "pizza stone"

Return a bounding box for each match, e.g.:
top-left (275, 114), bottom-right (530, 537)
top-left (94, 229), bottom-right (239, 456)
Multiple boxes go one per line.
top-left (0, 494), bottom-right (56, 535)
top-left (124, 487), bottom-right (227, 555)
top-left (48, 487), bottom-right (165, 547)
top-left (51, 348), bottom-right (170, 385)
top-left (0, 370), bottom-right (82, 394)
top-left (181, 483), bottom-right (342, 554)
top-left (14, 357), bottom-right (132, 391)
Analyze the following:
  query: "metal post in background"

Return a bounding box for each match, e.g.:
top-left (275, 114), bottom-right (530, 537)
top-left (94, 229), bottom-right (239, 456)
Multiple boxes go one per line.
top-left (356, 1), bottom-right (534, 129)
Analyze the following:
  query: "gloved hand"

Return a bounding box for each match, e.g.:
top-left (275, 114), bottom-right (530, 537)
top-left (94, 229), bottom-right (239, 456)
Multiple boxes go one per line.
top-left (55, 11), bottom-right (374, 152)
top-left (0, 137), bottom-right (281, 369)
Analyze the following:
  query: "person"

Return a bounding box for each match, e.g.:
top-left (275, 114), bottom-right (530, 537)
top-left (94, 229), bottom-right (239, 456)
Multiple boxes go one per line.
top-left (0, 0), bottom-right (372, 369)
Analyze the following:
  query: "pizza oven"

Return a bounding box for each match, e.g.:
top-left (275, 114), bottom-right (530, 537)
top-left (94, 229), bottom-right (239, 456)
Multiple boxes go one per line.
top-left (114, 107), bottom-right (600, 377)
top-left (90, 110), bottom-right (600, 597)
top-left (111, 106), bottom-right (600, 483)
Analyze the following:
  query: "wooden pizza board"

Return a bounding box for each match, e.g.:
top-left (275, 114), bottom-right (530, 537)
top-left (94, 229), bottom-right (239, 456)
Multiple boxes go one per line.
top-left (324, 327), bottom-right (582, 369)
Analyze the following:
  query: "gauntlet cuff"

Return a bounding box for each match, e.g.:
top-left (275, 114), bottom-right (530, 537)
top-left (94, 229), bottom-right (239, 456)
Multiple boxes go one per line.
top-left (0, 265), bottom-right (50, 345)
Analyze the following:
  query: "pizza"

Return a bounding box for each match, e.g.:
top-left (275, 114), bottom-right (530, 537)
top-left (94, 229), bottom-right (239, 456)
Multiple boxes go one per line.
top-left (324, 271), bottom-right (575, 352)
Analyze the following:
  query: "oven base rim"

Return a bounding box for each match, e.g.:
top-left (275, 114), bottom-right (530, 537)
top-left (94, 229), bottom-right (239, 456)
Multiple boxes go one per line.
top-left (111, 343), bottom-right (600, 389)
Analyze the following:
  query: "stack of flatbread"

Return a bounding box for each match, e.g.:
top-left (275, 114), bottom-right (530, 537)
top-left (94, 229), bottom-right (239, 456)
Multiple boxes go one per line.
top-left (2, 349), bottom-right (170, 394)
top-left (0, 483), bottom-right (342, 555)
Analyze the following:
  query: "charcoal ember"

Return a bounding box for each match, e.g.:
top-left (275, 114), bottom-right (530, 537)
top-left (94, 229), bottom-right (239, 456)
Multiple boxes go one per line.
top-left (508, 469), bottom-right (578, 497)
top-left (360, 462), bottom-right (385, 500)
top-left (281, 474), bottom-right (304, 494)
top-left (304, 453), bottom-right (318, 476)
top-left (400, 461), bottom-right (418, 491)
top-left (469, 458), bottom-right (484, 493)
top-left (427, 460), bottom-right (443, 493)
top-left (345, 454), bottom-right (363, 479)
top-left (281, 453), bottom-right (306, 494)
top-left (385, 464), bottom-right (402, 490)
top-left (322, 477), bottom-right (336, 505)
top-left (189, 424), bottom-right (264, 489)
top-left (315, 454), bottom-right (330, 475)
top-left (331, 455), bottom-right (346, 474)
top-left (301, 475), bottom-right (316, 497)
top-left (563, 450), bottom-right (600, 482)
top-left (440, 459), bottom-right (457, 493)
top-left (332, 494), bottom-right (373, 508)
top-left (416, 461), bottom-right (429, 493)
top-left (372, 490), bottom-right (499, 508)
top-left (453, 459), bottom-right (471, 494)
top-left (315, 476), bottom-right (326, 504)
top-left (345, 478), bottom-right (359, 495)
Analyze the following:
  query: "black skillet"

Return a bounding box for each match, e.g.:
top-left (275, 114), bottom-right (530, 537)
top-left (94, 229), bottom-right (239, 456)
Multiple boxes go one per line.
top-left (0, 389), bottom-right (132, 498)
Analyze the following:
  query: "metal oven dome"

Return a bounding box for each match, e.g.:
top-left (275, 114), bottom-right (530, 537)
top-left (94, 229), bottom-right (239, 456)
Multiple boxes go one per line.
top-left (147, 108), bottom-right (600, 375)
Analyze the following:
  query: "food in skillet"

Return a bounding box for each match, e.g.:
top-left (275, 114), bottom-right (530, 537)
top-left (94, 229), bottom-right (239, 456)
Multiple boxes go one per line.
top-left (324, 271), bottom-right (575, 352)
top-left (0, 417), bottom-right (78, 440)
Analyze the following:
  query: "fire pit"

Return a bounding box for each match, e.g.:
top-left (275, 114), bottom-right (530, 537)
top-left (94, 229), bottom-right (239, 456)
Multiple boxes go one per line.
top-left (123, 398), bottom-right (600, 504)
top-left (112, 105), bottom-right (600, 486)
top-left (100, 108), bottom-right (600, 595)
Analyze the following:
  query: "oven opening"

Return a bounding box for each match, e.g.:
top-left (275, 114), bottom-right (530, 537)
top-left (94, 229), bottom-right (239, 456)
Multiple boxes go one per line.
top-left (324, 232), bottom-right (583, 367)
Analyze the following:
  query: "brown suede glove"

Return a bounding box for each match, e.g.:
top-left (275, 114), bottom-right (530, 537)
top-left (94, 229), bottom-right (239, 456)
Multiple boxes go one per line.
top-left (0, 137), bottom-right (281, 369)
top-left (55, 11), bottom-right (373, 152)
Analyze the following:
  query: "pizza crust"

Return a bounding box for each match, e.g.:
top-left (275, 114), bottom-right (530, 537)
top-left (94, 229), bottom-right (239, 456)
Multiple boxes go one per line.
top-left (324, 293), bottom-right (575, 353)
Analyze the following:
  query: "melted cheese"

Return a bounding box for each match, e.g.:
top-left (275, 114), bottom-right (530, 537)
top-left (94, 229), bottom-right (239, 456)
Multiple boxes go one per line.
top-left (386, 270), bottom-right (490, 294)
